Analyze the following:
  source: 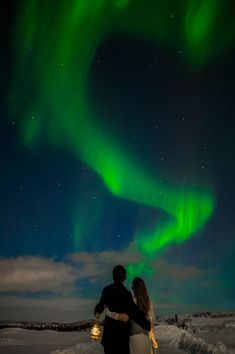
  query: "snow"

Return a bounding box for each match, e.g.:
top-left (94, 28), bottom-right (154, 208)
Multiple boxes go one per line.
top-left (0, 328), bottom-right (92, 354)
top-left (0, 313), bottom-right (235, 354)
top-left (155, 325), bottom-right (235, 354)
top-left (51, 342), bottom-right (103, 354)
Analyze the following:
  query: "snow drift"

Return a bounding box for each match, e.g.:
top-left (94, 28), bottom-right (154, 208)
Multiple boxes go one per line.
top-left (50, 325), bottom-right (235, 354)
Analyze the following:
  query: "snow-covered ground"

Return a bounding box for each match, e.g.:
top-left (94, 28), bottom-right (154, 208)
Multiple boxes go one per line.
top-left (0, 327), bottom-right (185, 354)
top-left (182, 313), bottom-right (235, 353)
top-left (160, 312), bottom-right (235, 354)
top-left (0, 313), bottom-right (235, 354)
top-left (0, 328), bottom-right (91, 354)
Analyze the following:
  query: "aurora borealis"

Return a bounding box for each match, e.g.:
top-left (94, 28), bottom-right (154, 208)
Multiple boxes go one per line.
top-left (1, 0), bottom-right (235, 320)
top-left (9, 0), bottom-right (218, 256)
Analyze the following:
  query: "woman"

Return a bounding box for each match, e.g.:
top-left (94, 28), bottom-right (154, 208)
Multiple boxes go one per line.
top-left (105, 277), bottom-right (158, 354)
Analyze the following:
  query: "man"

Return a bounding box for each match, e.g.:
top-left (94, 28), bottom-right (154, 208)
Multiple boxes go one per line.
top-left (94, 265), bottom-right (151, 354)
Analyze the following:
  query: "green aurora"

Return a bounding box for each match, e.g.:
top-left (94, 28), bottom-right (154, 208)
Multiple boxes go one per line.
top-left (8, 0), bottom-right (234, 275)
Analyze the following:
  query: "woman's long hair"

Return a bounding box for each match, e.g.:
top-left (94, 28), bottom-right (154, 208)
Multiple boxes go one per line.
top-left (132, 277), bottom-right (150, 317)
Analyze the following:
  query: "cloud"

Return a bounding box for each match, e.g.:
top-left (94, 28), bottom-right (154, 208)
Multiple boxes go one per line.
top-left (68, 249), bottom-right (211, 287)
top-left (0, 251), bottom-right (142, 293)
top-left (0, 252), bottom-right (226, 320)
top-left (0, 251), bottom-right (210, 294)
top-left (0, 256), bottom-right (76, 292)
top-left (68, 250), bottom-right (142, 282)
top-left (151, 258), bottom-right (209, 282)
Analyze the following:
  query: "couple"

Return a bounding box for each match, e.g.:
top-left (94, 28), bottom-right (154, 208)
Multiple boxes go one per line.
top-left (94, 265), bottom-right (158, 354)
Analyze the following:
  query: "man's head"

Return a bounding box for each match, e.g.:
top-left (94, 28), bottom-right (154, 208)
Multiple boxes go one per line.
top-left (112, 265), bottom-right (126, 283)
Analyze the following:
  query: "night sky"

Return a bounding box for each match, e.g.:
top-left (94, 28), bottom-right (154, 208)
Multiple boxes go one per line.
top-left (1, 0), bottom-right (235, 321)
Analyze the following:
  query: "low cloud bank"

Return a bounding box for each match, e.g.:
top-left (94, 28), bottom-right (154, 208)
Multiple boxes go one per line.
top-left (0, 296), bottom-right (96, 322)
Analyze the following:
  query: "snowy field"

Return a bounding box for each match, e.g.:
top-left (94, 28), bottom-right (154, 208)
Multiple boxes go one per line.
top-left (0, 313), bottom-right (235, 354)
top-left (0, 327), bottom-right (185, 354)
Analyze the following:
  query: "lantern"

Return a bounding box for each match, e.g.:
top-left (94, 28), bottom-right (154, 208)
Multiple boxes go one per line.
top-left (90, 321), bottom-right (101, 341)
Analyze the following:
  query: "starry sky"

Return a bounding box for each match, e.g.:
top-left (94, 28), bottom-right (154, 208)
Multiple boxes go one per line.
top-left (0, 0), bottom-right (235, 321)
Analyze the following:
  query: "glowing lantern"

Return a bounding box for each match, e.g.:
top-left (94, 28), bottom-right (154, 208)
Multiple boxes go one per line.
top-left (90, 321), bottom-right (101, 341)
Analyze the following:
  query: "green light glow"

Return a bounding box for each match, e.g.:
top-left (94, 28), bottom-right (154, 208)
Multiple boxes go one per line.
top-left (185, 0), bottom-right (220, 44)
top-left (9, 0), bottom-right (232, 273)
top-left (127, 261), bottom-right (155, 281)
top-left (185, 0), bottom-right (224, 63)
